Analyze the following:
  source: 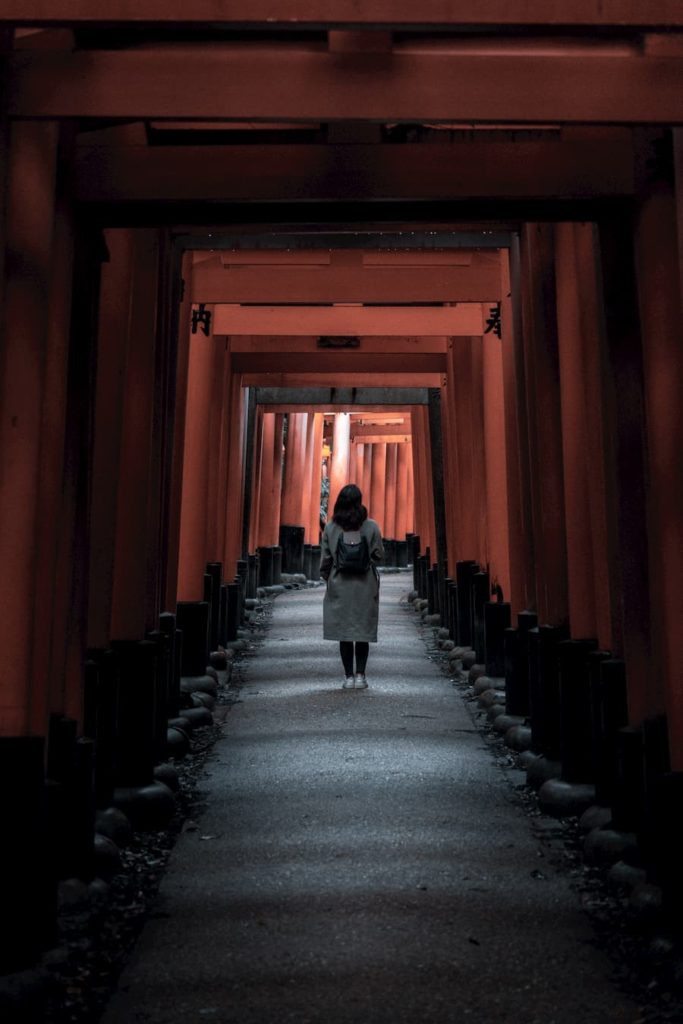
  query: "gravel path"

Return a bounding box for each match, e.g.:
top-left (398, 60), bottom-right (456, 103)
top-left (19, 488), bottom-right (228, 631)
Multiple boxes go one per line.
top-left (101, 574), bottom-right (642, 1024)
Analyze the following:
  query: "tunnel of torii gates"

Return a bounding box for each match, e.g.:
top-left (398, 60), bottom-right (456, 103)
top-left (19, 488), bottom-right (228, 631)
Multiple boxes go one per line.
top-left (3, 0), bottom-right (683, 975)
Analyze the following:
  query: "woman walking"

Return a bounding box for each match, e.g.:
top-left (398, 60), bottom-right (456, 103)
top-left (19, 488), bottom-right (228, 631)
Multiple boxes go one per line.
top-left (320, 484), bottom-right (384, 689)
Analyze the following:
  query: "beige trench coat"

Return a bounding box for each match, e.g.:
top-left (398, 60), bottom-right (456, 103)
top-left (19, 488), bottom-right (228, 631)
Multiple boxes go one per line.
top-left (320, 519), bottom-right (384, 642)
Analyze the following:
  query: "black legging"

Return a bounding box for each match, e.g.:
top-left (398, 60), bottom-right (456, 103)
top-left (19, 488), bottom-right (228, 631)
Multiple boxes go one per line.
top-left (339, 641), bottom-right (369, 677)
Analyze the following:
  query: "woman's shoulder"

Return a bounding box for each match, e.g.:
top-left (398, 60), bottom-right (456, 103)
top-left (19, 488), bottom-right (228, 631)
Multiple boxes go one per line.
top-left (362, 518), bottom-right (381, 535)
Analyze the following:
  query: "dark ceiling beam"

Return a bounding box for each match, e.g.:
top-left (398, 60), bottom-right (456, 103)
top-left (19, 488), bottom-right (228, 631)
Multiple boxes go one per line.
top-left (3, 1), bottom-right (683, 28)
top-left (74, 139), bottom-right (635, 205)
top-left (6, 47), bottom-right (683, 122)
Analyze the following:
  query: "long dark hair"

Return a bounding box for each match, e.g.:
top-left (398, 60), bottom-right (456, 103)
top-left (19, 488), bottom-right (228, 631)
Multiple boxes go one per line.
top-left (332, 483), bottom-right (368, 530)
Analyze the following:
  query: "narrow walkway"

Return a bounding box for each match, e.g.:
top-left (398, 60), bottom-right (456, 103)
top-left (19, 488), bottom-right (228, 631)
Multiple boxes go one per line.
top-left (103, 575), bottom-right (639, 1024)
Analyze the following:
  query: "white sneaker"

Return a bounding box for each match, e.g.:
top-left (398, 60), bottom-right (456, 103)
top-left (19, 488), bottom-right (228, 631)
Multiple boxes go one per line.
top-left (343, 676), bottom-right (355, 689)
top-left (354, 674), bottom-right (368, 689)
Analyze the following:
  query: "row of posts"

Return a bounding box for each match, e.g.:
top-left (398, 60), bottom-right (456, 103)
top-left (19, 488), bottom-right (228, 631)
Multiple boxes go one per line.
top-left (411, 540), bottom-right (683, 916)
top-left (2, 554), bottom-right (254, 976)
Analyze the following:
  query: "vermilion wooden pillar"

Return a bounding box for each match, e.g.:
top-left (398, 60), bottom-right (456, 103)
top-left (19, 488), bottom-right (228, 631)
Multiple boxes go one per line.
top-left (207, 335), bottom-right (230, 562)
top-left (222, 370), bottom-right (247, 577)
top-left (501, 245), bottom-right (535, 615)
top-left (483, 332), bottom-right (511, 600)
top-left (280, 411), bottom-right (308, 526)
top-left (370, 442), bottom-right (387, 532)
top-left (572, 224), bottom-right (612, 651)
top-left (384, 443), bottom-right (398, 539)
top-left (519, 223), bottom-right (569, 626)
top-left (248, 407), bottom-right (265, 552)
top-left (361, 441), bottom-right (373, 505)
top-left (634, 177), bottom-right (683, 766)
top-left (440, 372), bottom-right (459, 570)
top-left (176, 304), bottom-right (215, 601)
top-left (32, 195), bottom-right (76, 729)
top-left (446, 338), bottom-right (485, 566)
top-left (396, 442), bottom-right (412, 541)
top-left (329, 412), bottom-right (351, 513)
top-left (554, 222), bottom-right (599, 640)
top-left (257, 412), bottom-right (285, 546)
top-left (109, 231), bottom-right (164, 639)
top-left (410, 407), bottom-right (436, 556)
top-left (597, 213), bottom-right (653, 724)
top-left (0, 122), bottom-right (58, 736)
top-left (164, 251), bottom-right (194, 609)
top-left (305, 412), bottom-right (324, 543)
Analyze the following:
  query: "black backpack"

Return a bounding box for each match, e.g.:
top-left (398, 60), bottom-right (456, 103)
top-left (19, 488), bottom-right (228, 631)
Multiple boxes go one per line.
top-left (335, 531), bottom-right (371, 574)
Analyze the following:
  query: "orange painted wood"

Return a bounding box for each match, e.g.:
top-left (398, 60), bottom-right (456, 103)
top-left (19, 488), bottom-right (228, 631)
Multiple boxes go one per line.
top-left (229, 335), bottom-right (449, 354)
top-left (307, 413), bottom-right (325, 543)
top-left (635, 181), bottom-right (683, 765)
top-left (164, 250), bottom-right (194, 609)
top-left (230, 352), bottom-right (447, 374)
top-left (448, 337), bottom-right (486, 566)
top-left (395, 442), bottom-right (412, 540)
top-left (352, 434), bottom-right (411, 445)
top-left (571, 224), bottom-right (613, 650)
top-left (499, 244), bottom-right (535, 616)
top-left (222, 369), bottom-right (247, 577)
top-left (439, 375), bottom-right (459, 571)
top-left (206, 335), bottom-right (229, 561)
top-left (109, 231), bottom-right (163, 639)
top-left (384, 443), bottom-right (398, 539)
top-left (6, 1), bottom-right (683, 27)
top-left (555, 222), bottom-right (598, 638)
top-left (88, 230), bottom-right (135, 644)
top-left (410, 407), bottom-right (436, 556)
top-left (370, 443), bottom-right (387, 533)
top-left (328, 412), bottom-right (351, 516)
top-left (32, 196), bottom-right (75, 730)
top-left (8, 47), bottom-right (683, 123)
top-left (0, 121), bottom-right (58, 736)
top-left (193, 263), bottom-right (501, 303)
top-left (280, 412), bottom-right (308, 527)
top-left (351, 423), bottom-right (413, 438)
top-left (216, 306), bottom-right (482, 337)
top-left (257, 412), bottom-right (285, 546)
top-left (520, 223), bottom-right (569, 626)
top-left (75, 140), bottom-right (635, 205)
top-left (176, 307), bottom-right (215, 601)
top-left (361, 442), bottom-right (373, 506)
top-left (248, 408), bottom-right (264, 553)
top-left (483, 332), bottom-right (511, 601)
top-left (240, 372), bottom-right (443, 387)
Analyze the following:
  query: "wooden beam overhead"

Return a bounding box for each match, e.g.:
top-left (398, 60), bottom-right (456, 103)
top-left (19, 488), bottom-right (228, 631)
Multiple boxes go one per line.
top-left (351, 434), bottom-right (411, 443)
top-left (351, 423), bottom-right (411, 437)
top-left (230, 352), bottom-right (446, 373)
top-left (193, 263), bottom-right (501, 303)
top-left (212, 303), bottom-right (483, 335)
top-left (3, 2), bottom-right (683, 28)
top-left (228, 336), bottom-right (449, 354)
top-left (242, 372), bottom-right (443, 387)
top-left (7, 47), bottom-right (683, 123)
top-left (74, 141), bottom-right (636, 205)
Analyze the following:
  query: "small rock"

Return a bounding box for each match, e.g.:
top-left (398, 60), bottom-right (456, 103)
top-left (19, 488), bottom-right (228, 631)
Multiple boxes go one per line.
top-left (437, 627), bottom-right (450, 640)
top-left (191, 691), bottom-right (216, 711)
top-left (180, 706), bottom-right (213, 729)
top-left (95, 806), bottom-right (133, 848)
top-left (113, 781), bottom-right (176, 830)
top-left (477, 688), bottom-right (506, 709)
top-left (208, 650), bottom-right (228, 670)
top-left (94, 834), bottom-right (123, 881)
top-left (538, 778), bottom-right (596, 817)
top-left (505, 724), bottom-right (533, 751)
top-left (473, 675), bottom-right (498, 695)
top-left (492, 714), bottom-right (525, 735)
top-left (629, 882), bottom-right (663, 923)
top-left (607, 860), bottom-right (647, 893)
top-left (439, 639), bottom-right (455, 652)
top-left (486, 703), bottom-right (506, 722)
top-left (526, 756), bottom-right (562, 789)
top-left (180, 675), bottom-right (218, 697)
top-left (583, 828), bottom-right (639, 867)
top-left (58, 877), bottom-right (91, 910)
top-left (154, 762), bottom-right (181, 792)
top-left (579, 805), bottom-right (613, 833)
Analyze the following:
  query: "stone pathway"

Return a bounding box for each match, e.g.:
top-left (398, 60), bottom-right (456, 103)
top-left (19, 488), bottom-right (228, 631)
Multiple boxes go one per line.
top-left (101, 573), bottom-right (641, 1024)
